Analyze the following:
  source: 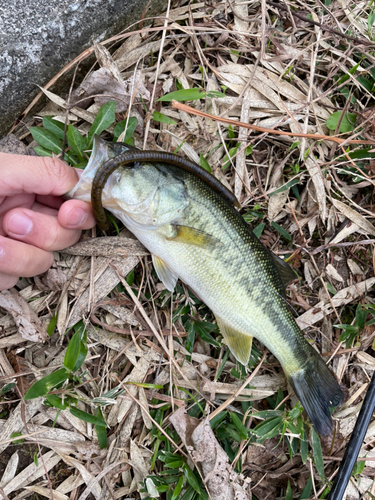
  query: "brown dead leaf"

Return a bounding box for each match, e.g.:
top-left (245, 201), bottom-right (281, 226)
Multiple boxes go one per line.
top-left (247, 472), bottom-right (277, 500)
top-left (320, 426), bottom-right (346, 456)
top-left (129, 439), bottom-right (150, 498)
top-left (268, 182), bottom-right (289, 222)
top-left (34, 267), bottom-right (68, 291)
top-left (66, 254), bottom-right (139, 329)
top-left (63, 236), bottom-right (148, 257)
top-left (0, 450), bottom-right (19, 488)
top-left (57, 452), bottom-right (101, 500)
top-left (6, 350), bottom-right (32, 396)
top-left (94, 42), bottom-right (123, 83)
top-left (71, 68), bottom-right (150, 113)
top-left (305, 156), bottom-right (327, 221)
top-left (246, 438), bottom-right (286, 468)
top-left (3, 450), bottom-right (61, 496)
top-left (170, 407), bottom-right (250, 500)
top-left (326, 263), bottom-right (344, 283)
top-left (331, 199), bottom-right (375, 236)
top-left (0, 289), bottom-right (47, 342)
top-left (25, 486), bottom-right (69, 500)
top-left (296, 277), bottom-right (375, 329)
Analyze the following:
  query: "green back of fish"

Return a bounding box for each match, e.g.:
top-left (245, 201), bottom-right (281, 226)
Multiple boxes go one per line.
top-left (143, 162), bottom-right (343, 435)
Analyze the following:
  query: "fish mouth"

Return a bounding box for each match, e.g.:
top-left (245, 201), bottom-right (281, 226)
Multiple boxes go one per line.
top-left (64, 135), bottom-right (132, 201)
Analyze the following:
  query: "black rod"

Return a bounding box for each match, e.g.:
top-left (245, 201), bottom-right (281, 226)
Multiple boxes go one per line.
top-left (328, 372), bottom-right (375, 499)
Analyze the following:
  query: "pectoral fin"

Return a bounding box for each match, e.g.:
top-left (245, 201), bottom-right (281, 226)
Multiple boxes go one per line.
top-left (152, 255), bottom-right (178, 292)
top-left (215, 315), bottom-right (253, 365)
top-left (166, 225), bottom-right (220, 250)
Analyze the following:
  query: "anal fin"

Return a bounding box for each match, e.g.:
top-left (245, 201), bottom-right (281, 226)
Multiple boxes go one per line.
top-left (215, 315), bottom-right (253, 366)
top-left (152, 254), bottom-right (178, 292)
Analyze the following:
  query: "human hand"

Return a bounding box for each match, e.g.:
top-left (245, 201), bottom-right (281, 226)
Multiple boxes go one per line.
top-left (0, 153), bottom-right (96, 290)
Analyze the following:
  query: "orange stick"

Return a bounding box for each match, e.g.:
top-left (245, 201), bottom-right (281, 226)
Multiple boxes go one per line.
top-left (172, 100), bottom-right (374, 146)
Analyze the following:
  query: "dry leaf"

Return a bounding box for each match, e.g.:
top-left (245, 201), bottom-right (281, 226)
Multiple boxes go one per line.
top-left (175, 374), bottom-right (283, 401)
top-left (108, 350), bottom-right (155, 425)
top-left (0, 451), bottom-right (19, 488)
top-left (25, 486), bottom-right (69, 500)
top-left (331, 199), bottom-right (375, 236)
top-left (356, 351), bottom-right (375, 369)
top-left (347, 259), bottom-right (364, 276)
top-left (268, 184), bottom-right (289, 222)
top-left (71, 68), bottom-right (150, 112)
top-left (0, 289), bottom-right (47, 342)
top-left (94, 42), bottom-right (123, 82)
top-left (235, 87), bottom-right (252, 201)
top-left (115, 39), bottom-right (162, 72)
top-left (57, 453), bottom-right (101, 500)
top-left (232, 0), bottom-right (249, 33)
top-left (63, 236), bottom-right (148, 257)
top-left (6, 350), bottom-right (32, 396)
top-left (129, 439), bottom-right (150, 498)
top-left (56, 475), bottom-right (85, 495)
top-left (297, 278), bottom-right (375, 329)
top-left (3, 450), bottom-right (61, 495)
top-left (138, 387), bottom-right (153, 430)
top-left (66, 255), bottom-right (139, 329)
top-left (305, 156), bottom-right (327, 221)
top-left (34, 267), bottom-right (68, 291)
top-left (170, 408), bottom-right (250, 500)
top-left (326, 264), bottom-right (344, 283)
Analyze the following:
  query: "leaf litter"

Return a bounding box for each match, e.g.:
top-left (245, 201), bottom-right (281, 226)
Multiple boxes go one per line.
top-left (2, 0), bottom-right (375, 498)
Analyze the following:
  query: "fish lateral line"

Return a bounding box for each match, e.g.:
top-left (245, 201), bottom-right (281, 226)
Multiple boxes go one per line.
top-left (91, 150), bottom-right (240, 231)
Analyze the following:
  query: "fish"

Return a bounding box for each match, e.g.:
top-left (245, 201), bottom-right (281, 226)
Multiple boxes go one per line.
top-left (66, 135), bottom-right (343, 435)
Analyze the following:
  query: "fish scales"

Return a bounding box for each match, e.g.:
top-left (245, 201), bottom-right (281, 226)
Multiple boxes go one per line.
top-left (150, 169), bottom-right (303, 369)
top-left (67, 136), bottom-right (343, 435)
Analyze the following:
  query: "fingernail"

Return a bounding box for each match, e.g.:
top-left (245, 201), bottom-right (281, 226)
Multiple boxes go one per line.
top-left (8, 212), bottom-right (33, 236)
top-left (67, 207), bottom-right (87, 227)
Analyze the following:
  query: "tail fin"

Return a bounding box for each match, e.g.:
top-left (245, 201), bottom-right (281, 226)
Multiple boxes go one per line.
top-left (288, 349), bottom-right (343, 436)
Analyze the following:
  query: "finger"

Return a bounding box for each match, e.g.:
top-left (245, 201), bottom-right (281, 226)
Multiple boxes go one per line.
top-left (3, 208), bottom-right (82, 251)
top-left (0, 199), bottom-right (58, 237)
top-left (0, 236), bottom-right (54, 277)
top-left (0, 273), bottom-right (19, 291)
top-left (31, 201), bottom-right (59, 217)
top-left (0, 193), bottom-right (35, 236)
top-left (0, 153), bottom-right (79, 197)
top-left (58, 200), bottom-right (96, 230)
top-left (0, 193), bottom-right (35, 217)
top-left (36, 194), bottom-right (64, 210)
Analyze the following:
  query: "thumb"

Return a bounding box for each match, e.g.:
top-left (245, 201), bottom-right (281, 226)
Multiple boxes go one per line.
top-left (0, 153), bottom-right (79, 197)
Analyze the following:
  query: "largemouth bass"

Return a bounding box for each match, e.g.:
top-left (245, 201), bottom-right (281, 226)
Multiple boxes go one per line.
top-left (67, 136), bottom-right (343, 435)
